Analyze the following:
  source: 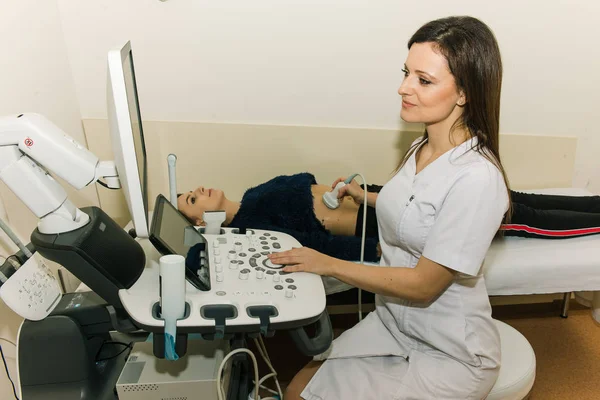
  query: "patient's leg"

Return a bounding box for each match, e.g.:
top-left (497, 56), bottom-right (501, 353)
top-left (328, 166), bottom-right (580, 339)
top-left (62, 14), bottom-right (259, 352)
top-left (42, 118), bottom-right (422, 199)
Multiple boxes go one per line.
top-left (502, 202), bottom-right (600, 238)
top-left (511, 190), bottom-right (600, 213)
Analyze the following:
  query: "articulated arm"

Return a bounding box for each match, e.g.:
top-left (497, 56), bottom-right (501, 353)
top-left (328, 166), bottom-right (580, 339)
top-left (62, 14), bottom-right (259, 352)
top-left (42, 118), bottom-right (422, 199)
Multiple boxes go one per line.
top-left (0, 113), bottom-right (119, 234)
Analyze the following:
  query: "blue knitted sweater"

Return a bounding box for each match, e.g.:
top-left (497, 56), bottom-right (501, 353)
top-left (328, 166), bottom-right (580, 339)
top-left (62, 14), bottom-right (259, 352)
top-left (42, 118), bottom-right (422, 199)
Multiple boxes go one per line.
top-left (228, 173), bottom-right (379, 262)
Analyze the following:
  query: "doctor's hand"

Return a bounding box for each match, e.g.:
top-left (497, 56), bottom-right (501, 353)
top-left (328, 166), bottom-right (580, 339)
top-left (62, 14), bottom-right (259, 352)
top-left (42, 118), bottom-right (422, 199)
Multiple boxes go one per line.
top-left (267, 247), bottom-right (339, 276)
top-left (331, 177), bottom-right (366, 207)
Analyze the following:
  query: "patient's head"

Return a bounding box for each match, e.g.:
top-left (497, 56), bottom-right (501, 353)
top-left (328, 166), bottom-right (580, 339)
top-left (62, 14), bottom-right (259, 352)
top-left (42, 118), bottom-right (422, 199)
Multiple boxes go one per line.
top-left (177, 186), bottom-right (227, 226)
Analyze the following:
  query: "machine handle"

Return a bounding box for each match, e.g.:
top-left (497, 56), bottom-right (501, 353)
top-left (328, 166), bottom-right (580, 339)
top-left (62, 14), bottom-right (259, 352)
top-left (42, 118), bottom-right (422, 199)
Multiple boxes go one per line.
top-left (288, 310), bottom-right (333, 356)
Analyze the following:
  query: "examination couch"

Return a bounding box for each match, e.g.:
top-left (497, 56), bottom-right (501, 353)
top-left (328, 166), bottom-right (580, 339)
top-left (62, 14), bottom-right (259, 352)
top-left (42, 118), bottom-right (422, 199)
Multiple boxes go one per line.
top-left (326, 187), bottom-right (600, 323)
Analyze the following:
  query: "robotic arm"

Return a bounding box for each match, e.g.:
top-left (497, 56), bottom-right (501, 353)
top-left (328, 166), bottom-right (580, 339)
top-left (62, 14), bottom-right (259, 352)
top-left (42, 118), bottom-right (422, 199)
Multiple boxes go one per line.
top-left (0, 114), bottom-right (147, 400)
top-left (0, 113), bottom-right (120, 234)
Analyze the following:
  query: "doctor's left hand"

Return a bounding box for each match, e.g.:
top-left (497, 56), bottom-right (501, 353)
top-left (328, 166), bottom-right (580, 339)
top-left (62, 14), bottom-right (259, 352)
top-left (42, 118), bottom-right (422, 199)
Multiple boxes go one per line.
top-left (268, 247), bottom-right (338, 276)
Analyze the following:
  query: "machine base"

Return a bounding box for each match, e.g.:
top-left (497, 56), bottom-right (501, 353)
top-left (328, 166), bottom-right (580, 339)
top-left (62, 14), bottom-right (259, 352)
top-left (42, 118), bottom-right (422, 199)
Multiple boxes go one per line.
top-left (116, 339), bottom-right (230, 400)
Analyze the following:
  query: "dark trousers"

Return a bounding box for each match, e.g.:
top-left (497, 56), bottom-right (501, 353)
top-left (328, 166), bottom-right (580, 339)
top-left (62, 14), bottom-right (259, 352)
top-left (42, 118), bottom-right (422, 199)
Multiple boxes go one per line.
top-left (356, 187), bottom-right (600, 240)
top-left (502, 191), bottom-right (600, 238)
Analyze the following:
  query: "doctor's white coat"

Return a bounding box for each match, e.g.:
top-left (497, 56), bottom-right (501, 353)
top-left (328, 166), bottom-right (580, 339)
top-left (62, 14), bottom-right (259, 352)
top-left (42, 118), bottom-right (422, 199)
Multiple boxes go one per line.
top-left (302, 137), bottom-right (509, 400)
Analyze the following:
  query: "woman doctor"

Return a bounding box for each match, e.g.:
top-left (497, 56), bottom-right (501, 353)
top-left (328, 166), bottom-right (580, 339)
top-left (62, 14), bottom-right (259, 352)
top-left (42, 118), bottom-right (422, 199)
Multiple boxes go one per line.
top-left (269, 16), bottom-right (511, 400)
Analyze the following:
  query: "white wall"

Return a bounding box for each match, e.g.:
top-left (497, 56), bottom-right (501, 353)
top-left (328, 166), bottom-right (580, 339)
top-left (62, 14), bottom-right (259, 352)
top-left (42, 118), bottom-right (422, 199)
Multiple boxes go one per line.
top-left (57, 0), bottom-right (600, 191)
top-left (0, 1), bottom-right (99, 397)
top-left (0, 0), bottom-right (100, 239)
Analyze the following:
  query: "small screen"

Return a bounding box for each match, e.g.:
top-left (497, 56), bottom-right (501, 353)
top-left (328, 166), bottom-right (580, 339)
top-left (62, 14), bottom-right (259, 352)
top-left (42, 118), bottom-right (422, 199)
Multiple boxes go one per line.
top-left (150, 195), bottom-right (211, 291)
top-left (159, 200), bottom-right (201, 256)
top-left (123, 52), bottom-right (148, 230)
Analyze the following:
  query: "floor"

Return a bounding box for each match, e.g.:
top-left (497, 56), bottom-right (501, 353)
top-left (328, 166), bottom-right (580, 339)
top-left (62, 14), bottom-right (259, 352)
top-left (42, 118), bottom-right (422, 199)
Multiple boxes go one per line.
top-left (250, 299), bottom-right (600, 399)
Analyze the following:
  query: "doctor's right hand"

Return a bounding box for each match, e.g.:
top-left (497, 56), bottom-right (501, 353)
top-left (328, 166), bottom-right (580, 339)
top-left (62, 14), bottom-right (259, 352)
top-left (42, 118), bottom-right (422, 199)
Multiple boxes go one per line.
top-left (332, 177), bottom-right (366, 206)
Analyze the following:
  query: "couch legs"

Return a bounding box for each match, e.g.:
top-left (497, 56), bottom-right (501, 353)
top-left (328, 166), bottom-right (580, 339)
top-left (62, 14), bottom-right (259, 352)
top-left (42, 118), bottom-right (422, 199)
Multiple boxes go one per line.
top-left (560, 292), bottom-right (570, 318)
top-left (592, 292), bottom-right (600, 324)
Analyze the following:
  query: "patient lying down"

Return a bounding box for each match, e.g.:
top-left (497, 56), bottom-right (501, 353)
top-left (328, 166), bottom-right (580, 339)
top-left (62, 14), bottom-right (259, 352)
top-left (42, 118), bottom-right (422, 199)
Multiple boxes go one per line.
top-left (178, 172), bottom-right (600, 263)
top-left (177, 173), bottom-right (380, 262)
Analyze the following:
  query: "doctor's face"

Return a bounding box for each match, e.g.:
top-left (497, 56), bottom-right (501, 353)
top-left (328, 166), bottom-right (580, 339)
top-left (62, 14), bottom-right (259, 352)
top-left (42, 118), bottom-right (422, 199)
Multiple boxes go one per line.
top-left (397, 42), bottom-right (465, 126)
top-left (177, 186), bottom-right (225, 225)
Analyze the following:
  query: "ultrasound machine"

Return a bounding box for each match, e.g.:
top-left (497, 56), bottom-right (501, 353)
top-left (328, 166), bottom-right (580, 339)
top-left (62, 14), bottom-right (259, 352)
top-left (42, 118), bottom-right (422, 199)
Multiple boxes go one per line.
top-left (0, 41), bottom-right (332, 400)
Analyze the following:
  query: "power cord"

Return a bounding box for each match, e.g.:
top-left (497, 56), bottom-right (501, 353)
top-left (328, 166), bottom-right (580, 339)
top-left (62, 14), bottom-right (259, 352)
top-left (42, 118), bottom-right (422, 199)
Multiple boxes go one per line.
top-left (96, 180), bottom-right (119, 190)
top-left (252, 336), bottom-right (283, 399)
top-left (95, 340), bottom-right (133, 363)
top-left (344, 173), bottom-right (368, 322)
top-left (216, 348), bottom-right (259, 400)
top-left (0, 338), bottom-right (16, 347)
top-left (0, 218), bottom-right (33, 259)
top-left (0, 344), bottom-right (19, 400)
top-left (215, 336), bottom-right (284, 400)
top-left (0, 255), bottom-right (21, 287)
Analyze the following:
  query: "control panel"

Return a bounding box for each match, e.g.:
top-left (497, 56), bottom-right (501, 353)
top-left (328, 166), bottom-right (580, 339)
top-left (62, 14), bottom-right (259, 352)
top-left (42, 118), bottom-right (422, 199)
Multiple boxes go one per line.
top-left (0, 255), bottom-right (62, 321)
top-left (120, 229), bottom-right (327, 336)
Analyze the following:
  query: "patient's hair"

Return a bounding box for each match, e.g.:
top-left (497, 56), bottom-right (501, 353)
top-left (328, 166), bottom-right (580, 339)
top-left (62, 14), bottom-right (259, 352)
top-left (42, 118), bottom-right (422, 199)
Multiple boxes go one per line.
top-left (176, 192), bottom-right (197, 225)
top-left (398, 16), bottom-right (512, 224)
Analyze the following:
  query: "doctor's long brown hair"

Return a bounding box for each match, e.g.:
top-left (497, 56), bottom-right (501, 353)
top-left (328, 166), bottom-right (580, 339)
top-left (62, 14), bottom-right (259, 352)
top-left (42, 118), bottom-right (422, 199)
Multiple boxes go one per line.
top-left (397, 16), bottom-right (512, 224)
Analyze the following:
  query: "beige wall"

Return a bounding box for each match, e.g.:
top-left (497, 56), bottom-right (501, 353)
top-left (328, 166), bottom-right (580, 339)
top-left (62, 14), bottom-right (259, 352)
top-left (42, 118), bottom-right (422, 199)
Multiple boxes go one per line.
top-left (57, 0), bottom-right (600, 193)
top-left (0, 2), bottom-right (100, 396)
top-left (83, 119), bottom-right (578, 223)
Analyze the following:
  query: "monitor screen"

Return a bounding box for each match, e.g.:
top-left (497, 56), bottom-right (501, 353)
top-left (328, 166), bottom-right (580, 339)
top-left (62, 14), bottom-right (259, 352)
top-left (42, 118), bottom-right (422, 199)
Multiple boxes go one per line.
top-left (107, 41), bottom-right (149, 238)
top-left (123, 52), bottom-right (148, 228)
top-left (149, 194), bottom-right (211, 291)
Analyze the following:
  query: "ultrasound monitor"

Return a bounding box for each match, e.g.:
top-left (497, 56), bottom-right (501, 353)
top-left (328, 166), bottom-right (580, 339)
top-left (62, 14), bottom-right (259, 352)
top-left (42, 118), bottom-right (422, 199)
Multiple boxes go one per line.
top-left (150, 194), bottom-right (211, 291)
top-left (107, 40), bottom-right (149, 238)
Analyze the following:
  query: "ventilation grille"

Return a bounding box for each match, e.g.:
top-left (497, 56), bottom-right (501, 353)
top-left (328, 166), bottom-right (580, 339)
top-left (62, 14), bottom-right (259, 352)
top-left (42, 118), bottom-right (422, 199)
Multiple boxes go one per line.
top-left (122, 384), bottom-right (159, 392)
top-left (120, 385), bottom-right (189, 399)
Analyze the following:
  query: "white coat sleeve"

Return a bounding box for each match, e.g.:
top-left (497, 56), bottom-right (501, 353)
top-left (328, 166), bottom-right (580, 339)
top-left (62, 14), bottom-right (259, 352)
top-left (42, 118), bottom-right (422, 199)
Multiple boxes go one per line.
top-left (422, 162), bottom-right (509, 276)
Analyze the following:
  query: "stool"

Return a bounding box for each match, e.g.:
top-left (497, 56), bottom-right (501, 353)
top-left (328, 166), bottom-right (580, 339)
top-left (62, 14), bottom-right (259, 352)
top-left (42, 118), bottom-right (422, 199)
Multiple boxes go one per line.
top-left (486, 320), bottom-right (536, 400)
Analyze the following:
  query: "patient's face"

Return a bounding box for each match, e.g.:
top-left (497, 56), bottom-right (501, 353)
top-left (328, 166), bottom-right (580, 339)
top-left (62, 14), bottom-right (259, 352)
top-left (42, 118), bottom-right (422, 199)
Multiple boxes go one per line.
top-left (177, 186), bottom-right (225, 225)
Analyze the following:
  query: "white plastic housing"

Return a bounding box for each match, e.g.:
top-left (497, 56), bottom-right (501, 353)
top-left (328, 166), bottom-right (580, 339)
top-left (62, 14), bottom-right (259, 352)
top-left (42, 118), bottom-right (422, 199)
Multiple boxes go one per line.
top-left (119, 229), bottom-right (326, 331)
top-left (37, 202), bottom-right (90, 234)
top-left (0, 255), bottom-right (62, 321)
top-left (107, 40), bottom-right (149, 238)
top-left (167, 154), bottom-right (178, 208)
top-left (323, 182), bottom-right (346, 209)
top-left (158, 254), bottom-right (186, 320)
top-left (0, 146), bottom-right (66, 217)
top-left (0, 114), bottom-right (99, 189)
